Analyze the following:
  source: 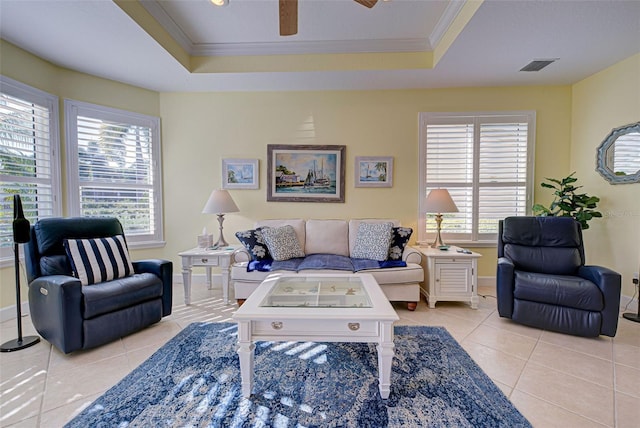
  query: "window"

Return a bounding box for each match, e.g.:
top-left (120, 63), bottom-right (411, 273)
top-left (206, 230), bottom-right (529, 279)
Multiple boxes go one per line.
top-left (418, 111), bottom-right (535, 245)
top-left (65, 100), bottom-right (163, 247)
top-left (0, 76), bottom-right (61, 262)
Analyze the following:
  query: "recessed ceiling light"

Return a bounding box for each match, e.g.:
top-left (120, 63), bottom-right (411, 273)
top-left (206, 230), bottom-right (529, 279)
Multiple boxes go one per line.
top-left (520, 59), bottom-right (559, 72)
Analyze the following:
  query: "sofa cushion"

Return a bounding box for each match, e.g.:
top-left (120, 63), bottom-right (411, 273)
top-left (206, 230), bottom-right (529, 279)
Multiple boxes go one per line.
top-left (348, 219), bottom-right (399, 255)
top-left (513, 271), bottom-right (603, 311)
top-left (261, 225), bottom-right (306, 261)
top-left (64, 235), bottom-right (134, 286)
top-left (388, 227), bottom-right (413, 260)
top-left (304, 219), bottom-right (349, 256)
top-left (351, 222), bottom-right (394, 261)
top-left (235, 229), bottom-right (272, 261)
top-left (298, 254), bottom-right (354, 271)
top-left (504, 244), bottom-right (582, 275)
top-left (82, 272), bottom-right (163, 319)
top-left (39, 254), bottom-right (72, 277)
top-left (256, 219), bottom-right (306, 249)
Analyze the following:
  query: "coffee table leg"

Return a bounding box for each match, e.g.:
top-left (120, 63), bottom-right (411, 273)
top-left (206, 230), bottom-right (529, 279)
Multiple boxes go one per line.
top-left (377, 321), bottom-right (395, 399)
top-left (236, 322), bottom-right (255, 397)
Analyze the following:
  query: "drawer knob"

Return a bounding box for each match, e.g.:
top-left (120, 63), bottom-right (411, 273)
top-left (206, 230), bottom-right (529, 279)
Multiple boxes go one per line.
top-left (201, 258), bottom-right (208, 263)
top-left (271, 321), bottom-right (283, 330)
top-left (348, 322), bottom-right (360, 331)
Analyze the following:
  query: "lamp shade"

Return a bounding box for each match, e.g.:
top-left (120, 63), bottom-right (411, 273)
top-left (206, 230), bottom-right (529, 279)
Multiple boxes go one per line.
top-left (425, 189), bottom-right (459, 213)
top-left (202, 189), bottom-right (239, 214)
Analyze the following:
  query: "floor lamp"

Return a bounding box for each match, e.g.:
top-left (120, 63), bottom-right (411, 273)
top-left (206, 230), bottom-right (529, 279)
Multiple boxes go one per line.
top-left (0, 195), bottom-right (40, 352)
top-left (425, 189), bottom-right (459, 248)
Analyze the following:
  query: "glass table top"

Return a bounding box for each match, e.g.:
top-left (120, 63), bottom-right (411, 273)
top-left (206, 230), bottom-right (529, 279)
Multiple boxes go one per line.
top-left (260, 276), bottom-right (372, 308)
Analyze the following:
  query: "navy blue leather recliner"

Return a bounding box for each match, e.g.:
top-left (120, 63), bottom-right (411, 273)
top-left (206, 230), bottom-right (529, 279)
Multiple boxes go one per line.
top-left (25, 217), bottom-right (173, 353)
top-left (497, 216), bottom-right (621, 337)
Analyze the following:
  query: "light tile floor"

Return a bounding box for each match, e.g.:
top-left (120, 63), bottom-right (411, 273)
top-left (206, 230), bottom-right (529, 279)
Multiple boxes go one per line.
top-left (1, 284), bottom-right (638, 427)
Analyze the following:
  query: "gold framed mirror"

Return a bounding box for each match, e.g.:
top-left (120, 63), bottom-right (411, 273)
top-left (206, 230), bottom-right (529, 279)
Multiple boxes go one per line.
top-left (596, 122), bottom-right (640, 184)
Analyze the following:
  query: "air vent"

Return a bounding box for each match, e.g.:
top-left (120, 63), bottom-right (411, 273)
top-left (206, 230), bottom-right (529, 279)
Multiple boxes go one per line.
top-left (520, 59), bottom-right (558, 72)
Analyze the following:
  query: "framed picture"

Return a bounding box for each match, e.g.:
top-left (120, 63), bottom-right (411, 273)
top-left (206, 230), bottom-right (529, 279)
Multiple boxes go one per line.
top-left (222, 158), bottom-right (259, 189)
top-left (267, 144), bottom-right (346, 203)
top-left (355, 156), bottom-right (393, 188)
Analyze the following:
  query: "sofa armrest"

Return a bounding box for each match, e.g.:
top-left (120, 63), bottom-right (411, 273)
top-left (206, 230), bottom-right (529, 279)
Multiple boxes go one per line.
top-left (496, 257), bottom-right (515, 318)
top-left (402, 246), bottom-right (422, 264)
top-left (232, 247), bottom-right (251, 264)
top-left (28, 275), bottom-right (83, 354)
top-left (578, 265), bottom-right (621, 336)
top-left (133, 259), bottom-right (173, 316)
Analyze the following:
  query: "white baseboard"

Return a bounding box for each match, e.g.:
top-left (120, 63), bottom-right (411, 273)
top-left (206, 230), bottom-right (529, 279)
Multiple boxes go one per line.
top-left (478, 276), bottom-right (495, 288)
top-left (0, 301), bottom-right (30, 323)
top-left (621, 294), bottom-right (639, 313)
top-left (173, 273), bottom-right (223, 287)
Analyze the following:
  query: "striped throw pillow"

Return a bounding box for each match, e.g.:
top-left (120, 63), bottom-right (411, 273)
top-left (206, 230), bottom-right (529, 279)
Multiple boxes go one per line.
top-left (64, 235), bottom-right (134, 286)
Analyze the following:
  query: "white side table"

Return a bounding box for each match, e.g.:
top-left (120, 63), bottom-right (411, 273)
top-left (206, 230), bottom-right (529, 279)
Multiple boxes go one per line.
top-left (178, 246), bottom-right (239, 305)
top-left (415, 246), bottom-right (482, 309)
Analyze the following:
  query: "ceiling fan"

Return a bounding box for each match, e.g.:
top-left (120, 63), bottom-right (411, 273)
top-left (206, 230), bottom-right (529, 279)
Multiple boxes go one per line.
top-left (280, 0), bottom-right (379, 36)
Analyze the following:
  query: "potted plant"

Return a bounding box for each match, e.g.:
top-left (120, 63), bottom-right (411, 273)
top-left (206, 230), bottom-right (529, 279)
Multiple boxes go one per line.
top-left (532, 172), bottom-right (602, 229)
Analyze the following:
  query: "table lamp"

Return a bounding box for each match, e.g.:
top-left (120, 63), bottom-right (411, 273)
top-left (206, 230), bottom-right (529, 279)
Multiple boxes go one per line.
top-left (202, 189), bottom-right (239, 247)
top-left (425, 189), bottom-right (459, 248)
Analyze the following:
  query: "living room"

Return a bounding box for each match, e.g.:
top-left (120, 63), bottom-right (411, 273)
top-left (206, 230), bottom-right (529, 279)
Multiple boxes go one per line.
top-left (0, 0), bottom-right (639, 426)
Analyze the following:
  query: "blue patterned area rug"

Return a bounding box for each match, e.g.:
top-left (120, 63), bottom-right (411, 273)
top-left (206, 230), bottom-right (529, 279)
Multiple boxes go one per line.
top-left (66, 322), bottom-right (531, 427)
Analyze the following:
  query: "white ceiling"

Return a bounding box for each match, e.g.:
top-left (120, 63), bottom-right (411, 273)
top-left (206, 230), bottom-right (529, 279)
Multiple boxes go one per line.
top-left (1, 0), bottom-right (639, 92)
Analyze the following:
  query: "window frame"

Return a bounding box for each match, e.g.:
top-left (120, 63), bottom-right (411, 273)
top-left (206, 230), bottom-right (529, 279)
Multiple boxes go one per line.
top-left (0, 76), bottom-right (62, 265)
top-left (418, 111), bottom-right (536, 247)
top-left (64, 99), bottom-right (164, 249)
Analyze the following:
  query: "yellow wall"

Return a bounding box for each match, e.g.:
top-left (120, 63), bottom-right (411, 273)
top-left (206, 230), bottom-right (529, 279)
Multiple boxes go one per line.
top-left (571, 53), bottom-right (640, 297)
top-left (160, 87), bottom-right (572, 279)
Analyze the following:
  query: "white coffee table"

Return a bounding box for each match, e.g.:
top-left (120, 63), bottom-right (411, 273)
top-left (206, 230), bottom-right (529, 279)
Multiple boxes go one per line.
top-left (232, 273), bottom-right (399, 399)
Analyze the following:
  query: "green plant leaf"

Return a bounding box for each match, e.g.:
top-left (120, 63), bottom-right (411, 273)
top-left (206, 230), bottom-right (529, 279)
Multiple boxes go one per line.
top-left (533, 173), bottom-right (600, 229)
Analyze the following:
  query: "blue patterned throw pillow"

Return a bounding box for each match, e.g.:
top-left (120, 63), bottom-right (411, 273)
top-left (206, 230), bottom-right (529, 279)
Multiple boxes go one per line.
top-left (388, 227), bottom-right (413, 260)
top-left (260, 225), bottom-right (306, 261)
top-left (351, 222), bottom-right (394, 261)
top-left (64, 235), bottom-right (134, 286)
top-left (235, 229), bottom-right (272, 261)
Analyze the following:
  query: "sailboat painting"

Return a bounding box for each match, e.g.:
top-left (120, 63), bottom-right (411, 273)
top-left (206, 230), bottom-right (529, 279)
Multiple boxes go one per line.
top-left (355, 156), bottom-right (393, 188)
top-left (222, 158), bottom-right (259, 189)
top-left (267, 145), bottom-right (346, 203)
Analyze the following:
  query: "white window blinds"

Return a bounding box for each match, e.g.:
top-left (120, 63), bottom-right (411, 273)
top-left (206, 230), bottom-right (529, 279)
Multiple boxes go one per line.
top-left (0, 76), bottom-right (60, 260)
top-left (65, 100), bottom-right (163, 246)
top-left (611, 132), bottom-right (640, 175)
top-left (419, 112), bottom-right (535, 244)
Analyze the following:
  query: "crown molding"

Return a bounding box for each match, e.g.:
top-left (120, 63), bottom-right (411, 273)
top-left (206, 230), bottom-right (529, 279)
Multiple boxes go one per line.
top-left (140, 0), bottom-right (194, 53)
top-left (141, 0), bottom-right (430, 57)
top-left (192, 38), bottom-right (429, 56)
top-left (429, 0), bottom-right (467, 48)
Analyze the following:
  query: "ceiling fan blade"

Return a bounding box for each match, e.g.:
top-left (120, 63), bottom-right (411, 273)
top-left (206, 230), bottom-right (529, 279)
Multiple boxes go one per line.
top-left (279, 0), bottom-right (298, 36)
top-left (354, 0), bottom-right (378, 8)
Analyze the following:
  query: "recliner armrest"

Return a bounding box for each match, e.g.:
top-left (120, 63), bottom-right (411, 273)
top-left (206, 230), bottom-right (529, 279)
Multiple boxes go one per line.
top-left (496, 257), bottom-right (516, 318)
top-left (133, 259), bottom-right (173, 316)
top-left (578, 265), bottom-right (621, 336)
top-left (28, 275), bottom-right (83, 354)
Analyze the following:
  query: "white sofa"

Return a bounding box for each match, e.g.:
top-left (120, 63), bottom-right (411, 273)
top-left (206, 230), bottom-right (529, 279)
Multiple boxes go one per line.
top-left (231, 219), bottom-right (424, 310)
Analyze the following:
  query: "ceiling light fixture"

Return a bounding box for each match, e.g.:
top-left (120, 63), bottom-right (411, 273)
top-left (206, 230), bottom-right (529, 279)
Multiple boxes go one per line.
top-left (520, 59), bottom-right (559, 72)
top-left (210, 0), bottom-right (228, 6)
